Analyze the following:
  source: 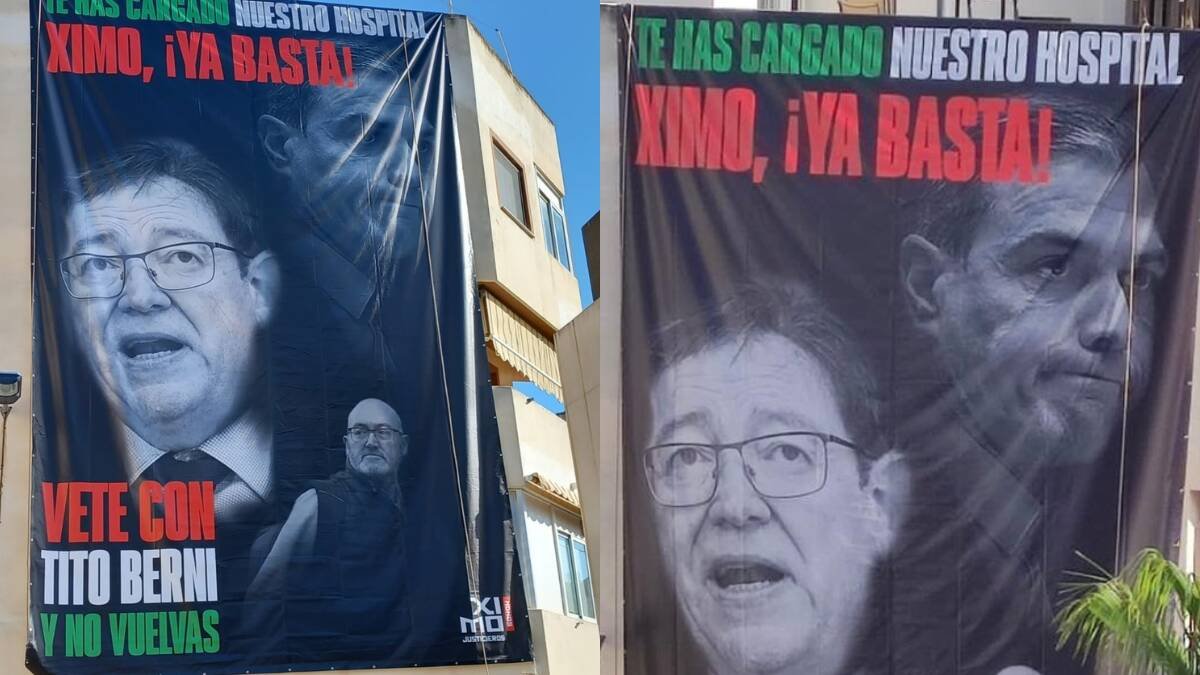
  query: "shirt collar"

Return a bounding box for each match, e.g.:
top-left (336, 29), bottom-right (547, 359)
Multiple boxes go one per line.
top-left (122, 411), bottom-right (273, 501)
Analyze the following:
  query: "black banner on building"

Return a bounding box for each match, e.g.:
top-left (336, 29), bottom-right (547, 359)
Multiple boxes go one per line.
top-left (618, 7), bottom-right (1200, 675)
top-left (28, 3), bottom-right (531, 672)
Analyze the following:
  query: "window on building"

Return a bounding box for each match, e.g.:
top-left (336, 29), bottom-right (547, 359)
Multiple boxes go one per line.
top-left (555, 530), bottom-right (595, 619)
top-left (493, 143), bottom-right (529, 229)
top-left (536, 177), bottom-right (572, 271)
top-left (572, 538), bottom-right (595, 619)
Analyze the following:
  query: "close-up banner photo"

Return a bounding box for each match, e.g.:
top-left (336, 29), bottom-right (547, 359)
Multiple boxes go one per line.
top-left (28, 5), bottom-right (530, 673)
top-left (616, 6), bottom-right (1200, 675)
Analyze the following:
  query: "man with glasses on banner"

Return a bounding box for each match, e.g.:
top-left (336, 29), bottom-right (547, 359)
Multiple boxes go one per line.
top-left (638, 283), bottom-right (904, 675)
top-left (247, 398), bottom-right (417, 663)
top-left (57, 138), bottom-right (280, 525)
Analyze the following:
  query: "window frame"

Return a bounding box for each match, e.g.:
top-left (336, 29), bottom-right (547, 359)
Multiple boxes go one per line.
top-left (553, 528), bottom-right (595, 620)
top-left (535, 174), bottom-right (572, 271)
top-left (492, 138), bottom-right (532, 234)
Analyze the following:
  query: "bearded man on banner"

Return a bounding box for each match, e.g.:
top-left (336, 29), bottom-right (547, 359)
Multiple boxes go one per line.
top-left (896, 95), bottom-right (1165, 675)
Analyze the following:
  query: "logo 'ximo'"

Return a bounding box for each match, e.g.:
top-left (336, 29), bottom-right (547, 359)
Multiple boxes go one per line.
top-left (460, 595), bottom-right (514, 643)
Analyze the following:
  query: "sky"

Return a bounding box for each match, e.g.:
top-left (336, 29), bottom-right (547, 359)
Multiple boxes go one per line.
top-left (335, 0), bottom-right (600, 306)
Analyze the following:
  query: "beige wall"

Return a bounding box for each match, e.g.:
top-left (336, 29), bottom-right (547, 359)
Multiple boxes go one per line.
top-left (0, 0), bottom-right (32, 668)
top-left (494, 386), bottom-right (575, 493)
top-left (528, 609), bottom-right (600, 675)
top-left (553, 9), bottom-right (628, 675)
top-left (446, 17), bottom-right (581, 332)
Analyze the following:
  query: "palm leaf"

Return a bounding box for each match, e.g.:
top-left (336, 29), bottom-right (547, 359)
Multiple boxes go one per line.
top-left (1055, 548), bottom-right (1200, 675)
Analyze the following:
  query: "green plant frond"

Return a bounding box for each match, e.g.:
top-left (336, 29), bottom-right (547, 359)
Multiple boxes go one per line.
top-left (1056, 548), bottom-right (1199, 675)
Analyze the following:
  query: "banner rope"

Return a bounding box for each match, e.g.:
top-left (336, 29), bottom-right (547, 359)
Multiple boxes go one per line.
top-left (1114, 18), bottom-right (1152, 570)
top-left (26, 0), bottom-right (46, 649)
top-left (612, 5), bottom-right (636, 669)
top-left (400, 21), bottom-right (493, 668)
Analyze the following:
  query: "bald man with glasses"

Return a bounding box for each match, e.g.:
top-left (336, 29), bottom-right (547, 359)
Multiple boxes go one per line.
top-left (248, 398), bottom-right (416, 662)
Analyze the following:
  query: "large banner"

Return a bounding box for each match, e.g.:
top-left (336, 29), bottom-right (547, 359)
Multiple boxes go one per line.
top-left (28, 3), bottom-right (532, 672)
top-left (619, 7), bottom-right (1200, 675)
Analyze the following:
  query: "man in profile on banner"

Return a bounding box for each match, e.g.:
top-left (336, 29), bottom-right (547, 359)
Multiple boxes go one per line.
top-left (253, 32), bottom-right (446, 496)
top-left (252, 27), bottom-right (494, 664)
top-left (896, 94), bottom-right (1166, 675)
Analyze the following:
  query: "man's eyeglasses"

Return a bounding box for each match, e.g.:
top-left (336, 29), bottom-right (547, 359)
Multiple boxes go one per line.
top-left (58, 241), bottom-right (251, 300)
top-left (642, 431), bottom-right (858, 507)
top-left (346, 425), bottom-right (405, 444)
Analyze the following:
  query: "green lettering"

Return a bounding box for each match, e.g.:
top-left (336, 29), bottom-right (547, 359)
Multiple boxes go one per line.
top-left (108, 613), bottom-right (127, 656)
top-left (740, 21), bottom-right (761, 74)
top-left (39, 614), bottom-right (57, 658)
top-left (692, 20), bottom-right (713, 71)
top-left (862, 26), bottom-right (884, 77)
top-left (801, 24), bottom-right (822, 75)
top-left (760, 23), bottom-right (779, 73)
top-left (672, 19), bottom-right (694, 70)
top-left (712, 20), bottom-right (733, 72)
top-left (820, 25), bottom-right (841, 76)
top-left (201, 609), bottom-right (220, 653)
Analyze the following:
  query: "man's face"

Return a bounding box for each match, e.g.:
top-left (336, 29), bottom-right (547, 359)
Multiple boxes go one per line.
top-left (274, 73), bottom-right (430, 263)
top-left (344, 399), bottom-right (407, 478)
top-left (64, 178), bottom-right (275, 450)
top-left (925, 157), bottom-right (1165, 465)
top-left (647, 335), bottom-right (887, 675)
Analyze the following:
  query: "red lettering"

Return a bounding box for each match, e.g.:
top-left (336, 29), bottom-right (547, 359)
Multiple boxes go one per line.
top-left (256, 39), bottom-right (281, 83)
top-left (634, 84), bottom-right (665, 166)
top-left (828, 93), bottom-right (862, 177)
top-left (278, 38), bottom-right (304, 85)
top-left (197, 33), bottom-right (223, 80)
top-left (231, 34), bottom-right (254, 81)
top-left (662, 85), bottom-right (681, 167)
top-left (318, 40), bottom-right (344, 87)
top-left (67, 483), bottom-right (88, 543)
top-left (978, 98), bottom-right (1006, 182)
top-left (875, 94), bottom-right (910, 178)
top-left (995, 99), bottom-right (1035, 183)
top-left (300, 39), bottom-right (321, 84)
top-left (190, 481), bottom-right (216, 541)
top-left (804, 91), bottom-right (837, 175)
top-left (907, 96), bottom-right (942, 180)
top-left (41, 482), bottom-right (68, 544)
top-left (45, 22), bottom-right (71, 73)
top-left (115, 27), bottom-right (139, 76)
top-left (107, 483), bottom-right (128, 543)
top-left (139, 480), bottom-right (165, 543)
top-left (164, 482), bottom-right (190, 541)
top-left (943, 97), bottom-right (977, 182)
top-left (677, 87), bottom-right (724, 170)
top-left (81, 24), bottom-right (115, 74)
top-left (722, 87), bottom-right (755, 172)
top-left (1037, 107), bottom-right (1053, 183)
top-left (784, 98), bottom-right (802, 174)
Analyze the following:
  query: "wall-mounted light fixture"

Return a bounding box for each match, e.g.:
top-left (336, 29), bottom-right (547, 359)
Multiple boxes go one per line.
top-left (0, 372), bottom-right (22, 522)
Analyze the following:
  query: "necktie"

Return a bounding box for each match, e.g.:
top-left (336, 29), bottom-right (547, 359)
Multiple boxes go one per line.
top-left (146, 449), bottom-right (231, 486)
